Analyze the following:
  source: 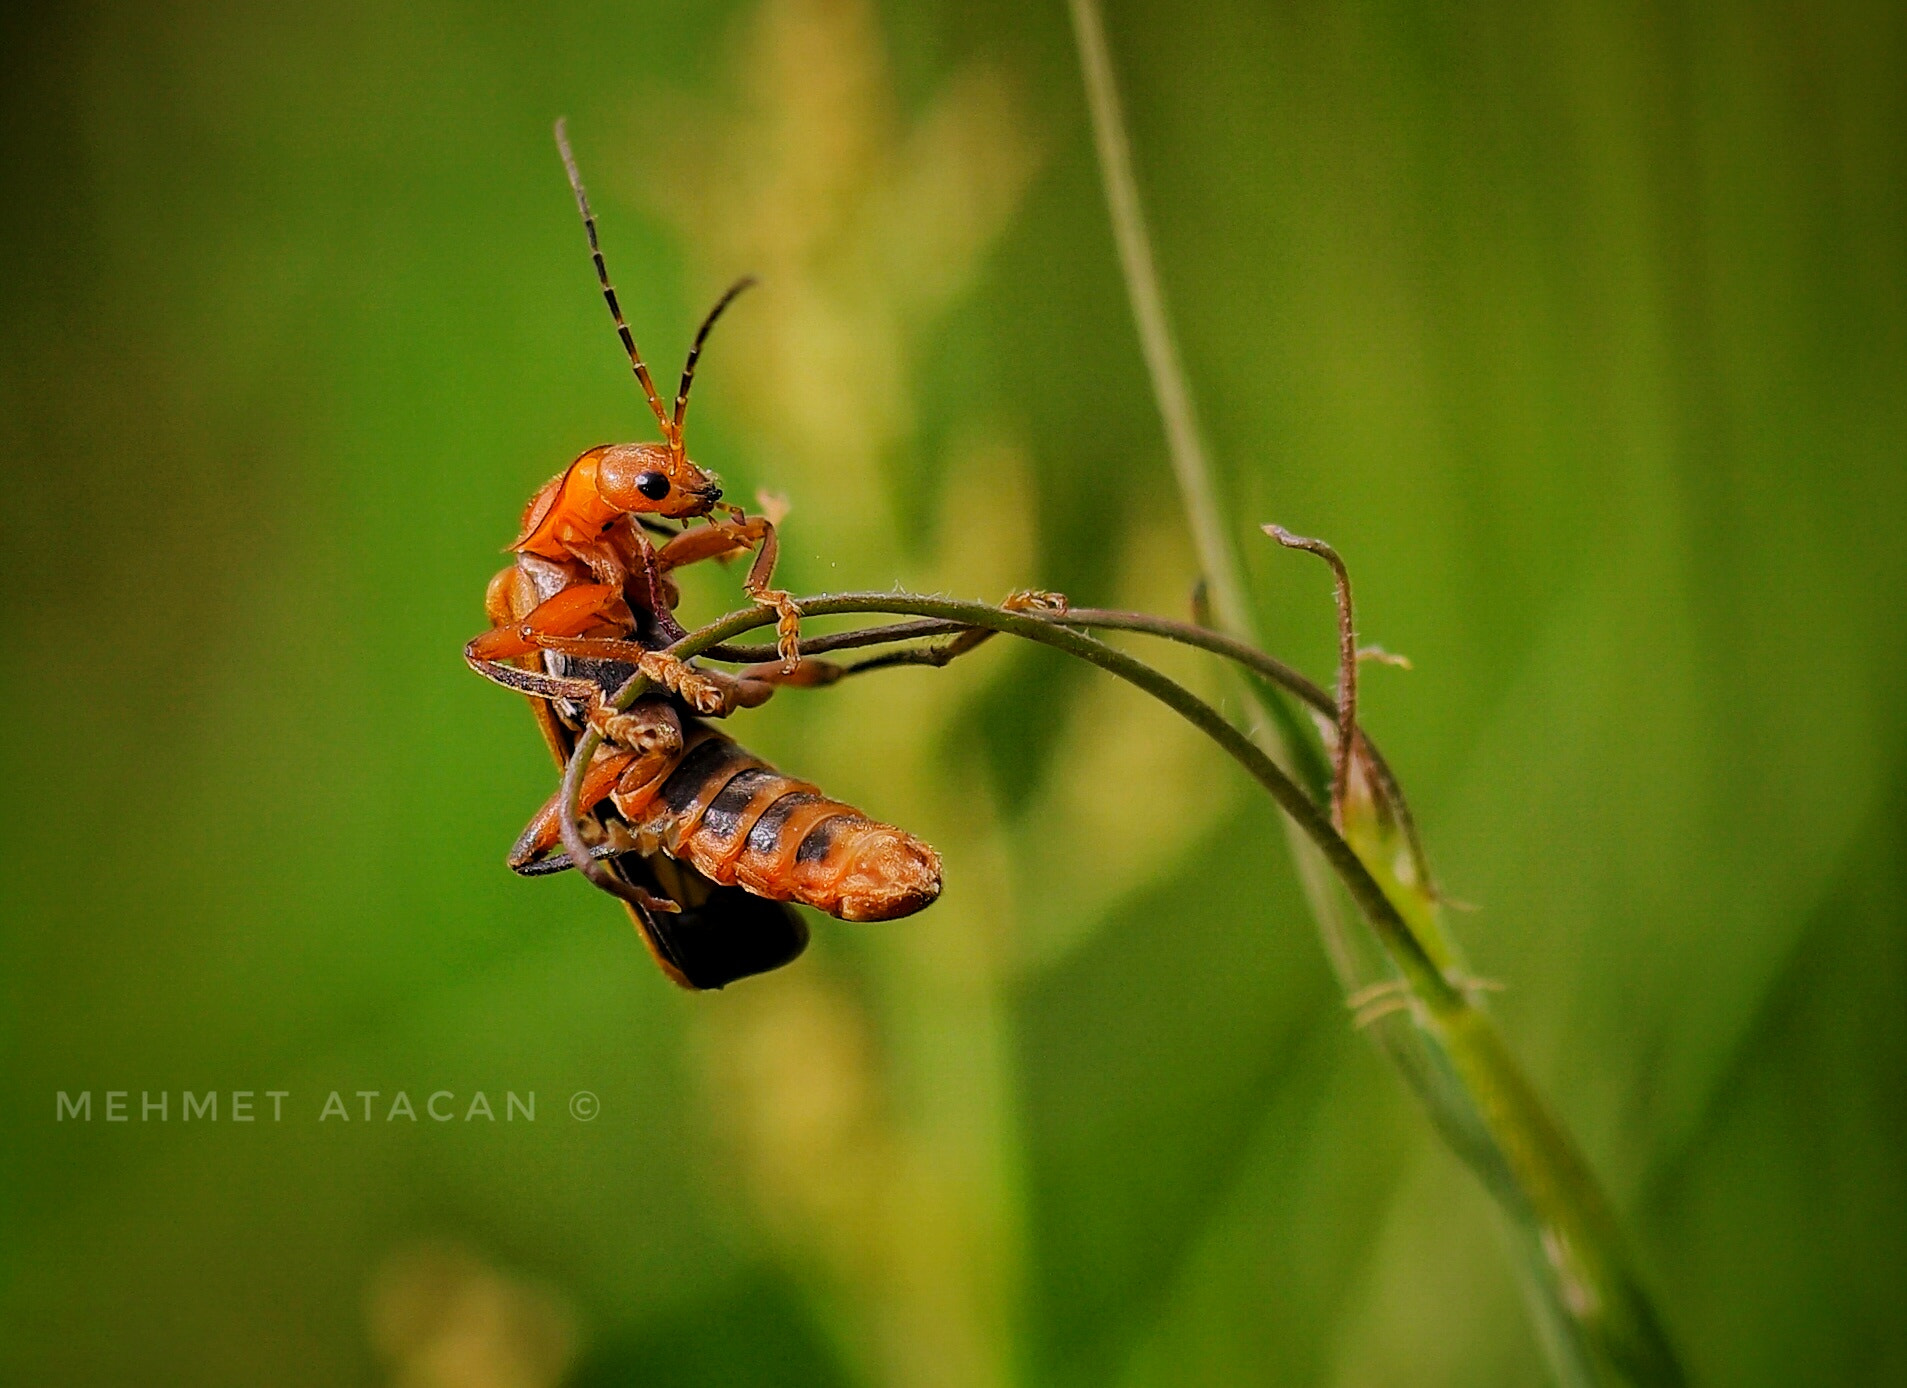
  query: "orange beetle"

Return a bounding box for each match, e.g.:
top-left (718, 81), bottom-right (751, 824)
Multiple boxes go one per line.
top-left (466, 122), bottom-right (940, 990)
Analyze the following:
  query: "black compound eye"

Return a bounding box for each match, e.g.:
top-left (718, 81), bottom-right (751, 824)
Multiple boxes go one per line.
top-left (635, 470), bottom-right (671, 501)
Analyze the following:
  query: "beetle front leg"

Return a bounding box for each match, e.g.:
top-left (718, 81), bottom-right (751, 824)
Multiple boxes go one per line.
top-left (747, 537), bottom-right (800, 671)
top-left (737, 516), bottom-right (803, 674)
top-left (657, 511), bottom-right (802, 673)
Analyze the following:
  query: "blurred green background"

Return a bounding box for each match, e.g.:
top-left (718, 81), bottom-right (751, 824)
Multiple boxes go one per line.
top-left (4, 0), bottom-right (1904, 1383)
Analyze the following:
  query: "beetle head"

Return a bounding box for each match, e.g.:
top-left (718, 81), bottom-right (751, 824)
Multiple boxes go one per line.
top-left (595, 442), bottom-right (723, 519)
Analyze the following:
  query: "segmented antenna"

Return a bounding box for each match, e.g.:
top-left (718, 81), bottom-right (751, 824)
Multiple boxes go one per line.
top-left (673, 276), bottom-right (757, 449)
top-left (554, 119), bottom-right (672, 438)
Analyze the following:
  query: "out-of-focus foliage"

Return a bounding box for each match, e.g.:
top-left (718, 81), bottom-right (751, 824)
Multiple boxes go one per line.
top-left (2, 0), bottom-right (1903, 1385)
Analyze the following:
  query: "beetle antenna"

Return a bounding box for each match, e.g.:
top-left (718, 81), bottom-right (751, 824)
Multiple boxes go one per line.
top-left (554, 119), bottom-right (672, 439)
top-left (673, 276), bottom-right (757, 449)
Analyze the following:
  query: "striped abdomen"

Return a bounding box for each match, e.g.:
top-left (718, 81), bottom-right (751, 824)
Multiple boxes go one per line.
top-left (611, 723), bottom-right (940, 923)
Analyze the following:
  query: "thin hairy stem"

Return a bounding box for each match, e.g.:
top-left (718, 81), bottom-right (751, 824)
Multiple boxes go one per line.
top-left (703, 618), bottom-right (963, 664)
top-left (550, 717), bottom-right (664, 916)
top-left (1265, 525), bottom-right (1359, 826)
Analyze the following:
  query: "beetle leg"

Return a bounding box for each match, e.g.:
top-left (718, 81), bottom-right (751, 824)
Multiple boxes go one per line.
top-left (481, 622), bottom-right (739, 718)
top-left (585, 697), bottom-right (685, 760)
top-left (508, 702), bottom-right (685, 873)
top-left (620, 649), bottom-right (741, 718)
top-left (466, 583), bottom-right (634, 662)
top-left (627, 884), bottom-right (684, 914)
top-left (657, 510), bottom-right (802, 673)
top-left (736, 516), bottom-right (802, 674)
top-left (469, 579), bottom-right (738, 713)
top-left (653, 520), bottom-right (755, 572)
top-left (722, 655), bottom-right (845, 709)
top-left (507, 742), bottom-right (638, 873)
top-left (629, 648), bottom-right (749, 717)
top-left (465, 653), bottom-right (605, 704)
top-left (1003, 588), bottom-right (1069, 615)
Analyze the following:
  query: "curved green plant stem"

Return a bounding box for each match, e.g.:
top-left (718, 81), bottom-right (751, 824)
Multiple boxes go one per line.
top-left (566, 593), bottom-right (1452, 1005)
top-left (554, 592), bottom-right (1680, 1382)
top-left (711, 606), bottom-right (1434, 907)
top-left (1063, 1), bottom-right (1683, 1380)
top-left (554, 722), bottom-right (634, 912)
top-left (1058, 608), bottom-right (1435, 895)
